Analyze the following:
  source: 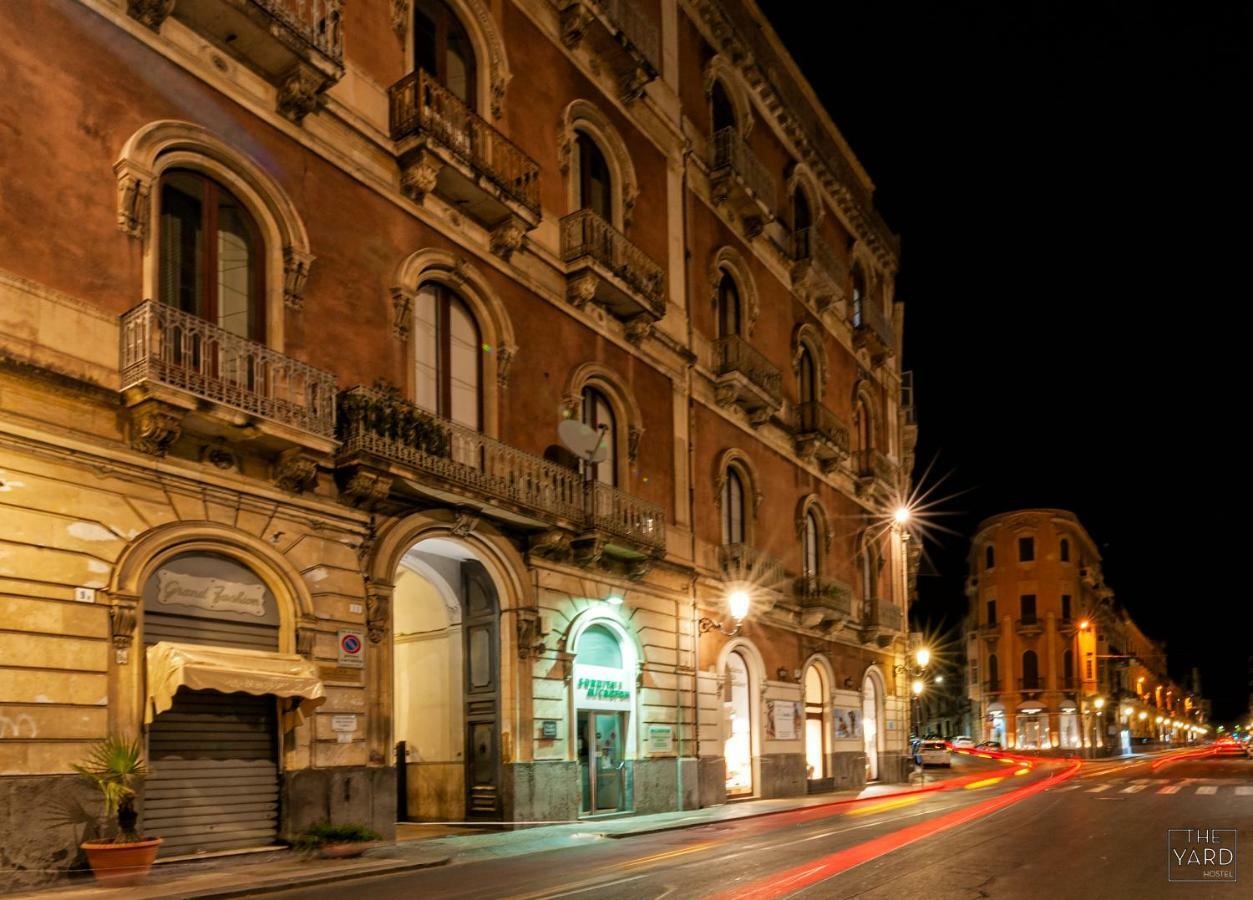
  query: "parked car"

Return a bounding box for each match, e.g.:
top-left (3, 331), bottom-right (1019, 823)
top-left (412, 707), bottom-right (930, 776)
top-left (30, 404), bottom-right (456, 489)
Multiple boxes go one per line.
top-left (975, 740), bottom-right (1003, 751)
top-left (914, 739), bottom-right (952, 767)
top-left (950, 736), bottom-right (976, 749)
top-left (1214, 738), bottom-right (1249, 757)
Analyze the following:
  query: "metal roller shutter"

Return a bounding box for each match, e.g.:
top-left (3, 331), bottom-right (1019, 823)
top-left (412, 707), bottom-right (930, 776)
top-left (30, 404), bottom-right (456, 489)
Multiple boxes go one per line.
top-left (145, 690), bottom-right (280, 857)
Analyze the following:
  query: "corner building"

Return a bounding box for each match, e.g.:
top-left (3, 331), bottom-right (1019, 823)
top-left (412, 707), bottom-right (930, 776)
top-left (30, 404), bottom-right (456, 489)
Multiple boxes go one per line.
top-left (0, 0), bottom-right (912, 883)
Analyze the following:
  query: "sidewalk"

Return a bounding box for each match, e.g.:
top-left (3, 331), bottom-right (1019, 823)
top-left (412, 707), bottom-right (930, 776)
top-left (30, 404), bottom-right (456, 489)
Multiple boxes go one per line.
top-left (12, 770), bottom-right (973, 900)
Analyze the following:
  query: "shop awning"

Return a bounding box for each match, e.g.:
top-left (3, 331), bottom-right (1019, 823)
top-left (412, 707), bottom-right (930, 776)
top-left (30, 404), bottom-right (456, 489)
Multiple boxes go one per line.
top-left (146, 641), bottom-right (326, 729)
top-left (986, 702), bottom-right (1006, 714)
top-left (1016, 701), bottom-right (1050, 714)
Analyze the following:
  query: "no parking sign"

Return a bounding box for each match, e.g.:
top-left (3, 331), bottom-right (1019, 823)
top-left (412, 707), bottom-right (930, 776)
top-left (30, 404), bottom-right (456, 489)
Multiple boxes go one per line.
top-left (337, 629), bottom-right (365, 668)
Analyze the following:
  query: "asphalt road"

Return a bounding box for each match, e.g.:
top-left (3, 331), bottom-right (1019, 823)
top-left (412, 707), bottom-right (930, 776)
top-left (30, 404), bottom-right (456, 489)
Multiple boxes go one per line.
top-left (256, 752), bottom-right (1251, 899)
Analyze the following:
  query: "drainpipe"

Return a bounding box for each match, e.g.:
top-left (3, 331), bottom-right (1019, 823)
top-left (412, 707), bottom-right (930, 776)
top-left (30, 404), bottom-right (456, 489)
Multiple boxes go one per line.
top-left (680, 140), bottom-right (701, 807)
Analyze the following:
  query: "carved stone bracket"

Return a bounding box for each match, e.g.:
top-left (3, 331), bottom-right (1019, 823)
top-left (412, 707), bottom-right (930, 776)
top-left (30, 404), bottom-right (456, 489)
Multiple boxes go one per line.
top-left (558, 1), bottom-right (595, 50)
top-left (516, 609), bottom-right (547, 660)
top-left (496, 347), bottom-right (514, 388)
top-left (277, 64), bottom-right (329, 124)
top-left (274, 449), bottom-right (319, 494)
top-left (114, 165), bottom-right (151, 238)
top-left (747, 407), bottom-right (771, 429)
top-left (391, 0), bottom-right (410, 38)
top-left (624, 315), bottom-right (652, 345)
top-left (626, 557), bottom-right (652, 581)
top-left (566, 273), bottom-right (599, 309)
top-left (741, 214), bottom-right (765, 240)
top-left (391, 286), bottom-right (415, 340)
top-left (451, 508), bottom-right (480, 537)
top-left (339, 468), bottom-right (393, 510)
top-left (714, 383), bottom-right (737, 408)
top-left (283, 246), bottom-right (314, 310)
top-left (490, 218), bottom-right (527, 261)
top-left (127, 400), bottom-right (183, 457)
top-left (366, 584), bottom-right (392, 643)
top-left (109, 598), bottom-right (138, 651)
top-left (126, 0), bottom-right (174, 31)
top-left (572, 536), bottom-right (605, 568)
top-left (400, 151), bottom-right (441, 202)
top-left (529, 529), bottom-right (572, 562)
top-left (619, 65), bottom-right (652, 105)
top-left (627, 425), bottom-right (642, 462)
top-left (296, 620), bottom-right (318, 658)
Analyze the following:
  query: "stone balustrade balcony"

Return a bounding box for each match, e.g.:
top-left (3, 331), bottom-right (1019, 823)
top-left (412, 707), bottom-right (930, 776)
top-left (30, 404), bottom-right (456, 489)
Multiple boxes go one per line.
top-left (561, 209), bottom-right (665, 334)
top-left (712, 335), bottom-right (783, 426)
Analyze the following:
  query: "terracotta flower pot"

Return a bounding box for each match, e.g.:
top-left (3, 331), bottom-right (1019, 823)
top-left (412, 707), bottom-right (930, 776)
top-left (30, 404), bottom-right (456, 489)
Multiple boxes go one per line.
top-left (318, 841), bottom-right (376, 859)
top-left (81, 837), bottom-right (162, 886)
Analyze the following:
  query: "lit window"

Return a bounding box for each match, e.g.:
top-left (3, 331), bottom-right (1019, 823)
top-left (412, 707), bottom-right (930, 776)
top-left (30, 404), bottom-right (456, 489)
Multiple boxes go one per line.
top-left (414, 283), bottom-right (481, 431)
top-left (721, 468), bottom-right (745, 545)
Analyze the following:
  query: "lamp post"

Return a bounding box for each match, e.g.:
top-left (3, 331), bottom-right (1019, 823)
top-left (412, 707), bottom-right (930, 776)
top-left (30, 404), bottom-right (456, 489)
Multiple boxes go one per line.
top-left (895, 646), bottom-right (932, 740)
top-left (698, 589), bottom-right (751, 636)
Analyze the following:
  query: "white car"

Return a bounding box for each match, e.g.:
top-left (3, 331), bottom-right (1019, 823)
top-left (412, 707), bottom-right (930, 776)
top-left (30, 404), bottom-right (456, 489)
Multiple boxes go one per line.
top-left (914, 739), bottom-right (952, 767)
top-left (950, 736), bottom-right (976, 749)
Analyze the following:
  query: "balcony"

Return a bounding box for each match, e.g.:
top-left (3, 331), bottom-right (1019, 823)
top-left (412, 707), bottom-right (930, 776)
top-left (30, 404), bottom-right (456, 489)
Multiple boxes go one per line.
top-left (389, 70), bottom-right (541, 258)
top-left (556, 0), bottom-right (660, 103)
top-left (852, 448), bottom-right (896, 501)
top-left (133, 0), bottom-right (344, 123)
top-left (860, 598), bottom-right (902, 647)
top-left (789, 228), bottom-right (847, 311)
top-left (1018, 678), bottom-right (1043, 693)
top-left (984, 679), bottom-right (1003, 694)
top-left (560, 210), bottom-right (665, 333)
top-left (1016, 616), bottom-right (1043, 636)
top-left (793, 402), bottom-right (850, 471)
top-left (718, 543), bottom-right (788, 597)
top-left (852, 295), bottom-right (895, 362)
top-left (793, 575), bottom-right (853, 631)
top-left (119, 301), bottom-right (337, 479)
top-left (712, 336), bottom-right (783, 426)
top-left (335, 387), bottom-right (664, 561)
top-left (709, 127), bottom-right (776, 238)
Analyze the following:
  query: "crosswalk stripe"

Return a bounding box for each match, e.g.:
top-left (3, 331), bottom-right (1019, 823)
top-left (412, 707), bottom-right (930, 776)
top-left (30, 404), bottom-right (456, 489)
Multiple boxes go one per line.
top-left (1087, 784), bottom-right (1112, 793)
top-left (1196, 786), bottom-right (1218, 795)
top-left (1158, 784), bottom-right (1182, 794)
top-left (1235, 787), bottom-right (1253, 796)
top-left (1120, 784), bottom-right (1146, 793)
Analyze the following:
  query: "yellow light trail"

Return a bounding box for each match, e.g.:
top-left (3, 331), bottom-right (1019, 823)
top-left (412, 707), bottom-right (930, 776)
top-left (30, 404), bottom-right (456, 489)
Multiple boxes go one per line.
top-left (845, 795), bottom-right (924, 816)
top-left (1014, 767), bottom-right (1031, 776)
top-left (615, 840), bottom-right (720, 869)
top-left (964, 777), bottom-right (1006, 790)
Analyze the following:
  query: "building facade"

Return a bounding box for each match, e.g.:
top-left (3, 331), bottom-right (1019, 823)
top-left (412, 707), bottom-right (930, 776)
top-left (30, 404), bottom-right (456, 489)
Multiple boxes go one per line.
top-left (0, 0), bottom-right (913, 885)
top-left (964, 510), bottom-right (1206, 754)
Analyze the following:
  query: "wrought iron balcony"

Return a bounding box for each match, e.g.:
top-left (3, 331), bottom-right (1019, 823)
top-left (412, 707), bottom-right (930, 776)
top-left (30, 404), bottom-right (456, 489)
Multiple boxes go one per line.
top-left (560, 210), bottom-right (665, 326)
top-left (709, 127), bottom-right (776, 237)
top-left (718, 543), bottom-right (788, 593)
top-left (556, 0), bottom-right (660, 102)
top-left (852, 447), bottom-right (896, 500)
top-left (789, 228), bottom-right (847, 310)
top-left (389, 70), bottom-right (541, 255)
top-left (794, 575), bottom-right (853, 630)
top-left (119, 300), bottom-right (337, 456)
top-left (852, 295), bottom-right (895, 360)
top-left (335, 387), bottom-right (664, 555)
top-left (793, 401), bottom-right (850, 469)
top-left (712, 336), bottom-right (782, 425)
top-left (133, 0), bottom-right (344, 122)
top-left (860, 598), bottom-right (902, 646)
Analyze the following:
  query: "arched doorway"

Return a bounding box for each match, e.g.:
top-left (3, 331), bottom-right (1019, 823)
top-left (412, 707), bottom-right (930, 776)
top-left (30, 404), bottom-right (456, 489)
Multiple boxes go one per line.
top-left (723, 650), bottom-right (755, 797)
top-left (571, 619), bottom-right (637, 816)
top-left (862, 672), bottom-right (880, 782)
top-left (393, 538), bottom-right (500, 822)
top-left (803, 664), bottom-right (831, 792)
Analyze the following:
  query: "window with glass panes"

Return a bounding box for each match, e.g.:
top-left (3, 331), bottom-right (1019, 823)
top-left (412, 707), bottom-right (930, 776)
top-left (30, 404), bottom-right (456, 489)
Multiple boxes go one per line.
top-left (721, 468), bottom-right (745, 544)
top-left (414, 283), bottom-right (481, 431)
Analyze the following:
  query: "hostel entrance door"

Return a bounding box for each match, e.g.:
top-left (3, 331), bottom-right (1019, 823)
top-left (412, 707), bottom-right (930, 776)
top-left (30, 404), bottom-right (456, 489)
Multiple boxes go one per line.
top-left (578, 710), bottom-right (628, 815)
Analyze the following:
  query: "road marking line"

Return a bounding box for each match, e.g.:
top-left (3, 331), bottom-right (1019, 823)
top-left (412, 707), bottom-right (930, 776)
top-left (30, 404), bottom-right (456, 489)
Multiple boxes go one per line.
top-left (1120, 784), bottom-right (1147, 793)
top-left (1235, 787), bottom-right (1253, 796)
top-left (1087, 784), bottom-right (1112, 793)
top-left (1196, 786), bottom-right (1218, 795)
top-left (1158, 784), bottom-right (1182, 794)
top-left (1051, 784), bottom-right (1082, 792)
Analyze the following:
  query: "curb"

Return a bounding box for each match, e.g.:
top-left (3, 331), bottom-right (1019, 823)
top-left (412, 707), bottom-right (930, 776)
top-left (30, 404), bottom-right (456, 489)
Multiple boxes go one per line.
top-left (174, 856), bottom-right (451, 899)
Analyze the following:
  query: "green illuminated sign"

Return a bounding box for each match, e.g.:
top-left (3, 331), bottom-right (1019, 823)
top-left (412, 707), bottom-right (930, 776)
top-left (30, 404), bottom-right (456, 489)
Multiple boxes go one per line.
top-left (577, 677), bottom-right (630, 701)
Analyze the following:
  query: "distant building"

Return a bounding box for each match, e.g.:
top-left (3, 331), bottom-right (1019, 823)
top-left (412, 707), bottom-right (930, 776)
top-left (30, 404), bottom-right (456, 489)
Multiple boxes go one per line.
top-left (963, 510), bottom-right (1206, 754)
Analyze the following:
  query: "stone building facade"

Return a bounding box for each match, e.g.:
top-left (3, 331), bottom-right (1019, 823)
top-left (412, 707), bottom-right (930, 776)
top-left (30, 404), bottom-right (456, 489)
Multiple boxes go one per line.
top-left (0, 0), bottom-right (912, 885)
top-left (963, 510), bottom-right (1206, 754)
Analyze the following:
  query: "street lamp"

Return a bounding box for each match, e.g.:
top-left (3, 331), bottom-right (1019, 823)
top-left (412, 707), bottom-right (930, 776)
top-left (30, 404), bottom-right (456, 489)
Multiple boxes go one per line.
top-left (912, 679), bottom-right (925, 696)
top-left (894, 506), bottom-right (912, 526)
top-left (699, 589), bottom-right (751, 636)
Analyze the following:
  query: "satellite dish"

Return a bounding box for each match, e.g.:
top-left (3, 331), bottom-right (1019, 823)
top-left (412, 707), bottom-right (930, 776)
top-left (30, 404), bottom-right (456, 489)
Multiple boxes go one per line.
top-left (558, 418), bottom-right (608, 463)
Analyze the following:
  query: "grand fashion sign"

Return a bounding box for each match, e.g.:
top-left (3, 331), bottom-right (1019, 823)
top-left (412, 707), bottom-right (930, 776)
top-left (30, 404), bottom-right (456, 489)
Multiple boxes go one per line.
top-left (142, 552), bottom-right (280, 626)
top-left (155, 570), bottom-right (268, 617)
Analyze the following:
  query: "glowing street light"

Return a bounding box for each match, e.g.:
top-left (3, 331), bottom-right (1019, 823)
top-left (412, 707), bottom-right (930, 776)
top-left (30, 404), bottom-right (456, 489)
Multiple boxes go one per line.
top-left (915, 648), bottom-right (931, 668)
top-left (1138, 711), bottom-right (1148, 721)
top-left (893, 506), bottom-right (912, 526)
top-left (1093, 697), bottom-right (1106, 710)
top-left (912, 679), bottom-right (925, 696)
top-left (727, 589), bottom-right (751, 623)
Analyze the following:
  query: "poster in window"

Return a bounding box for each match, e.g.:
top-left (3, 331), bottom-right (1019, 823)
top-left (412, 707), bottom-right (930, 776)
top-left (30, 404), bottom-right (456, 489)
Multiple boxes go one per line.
top-left (834, 708), bottom-right (863, 739)
top-left (766, 699), bottom-right (801, 740)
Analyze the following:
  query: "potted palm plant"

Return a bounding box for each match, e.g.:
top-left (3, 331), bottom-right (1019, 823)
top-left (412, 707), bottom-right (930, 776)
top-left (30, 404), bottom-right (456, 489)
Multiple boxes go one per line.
top-left (74, 736), bottom-right (162, 885)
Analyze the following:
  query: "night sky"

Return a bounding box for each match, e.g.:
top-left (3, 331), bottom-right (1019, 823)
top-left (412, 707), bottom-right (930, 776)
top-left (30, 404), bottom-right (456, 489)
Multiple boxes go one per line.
top-left (761, 2), bottom-right (1252, 721)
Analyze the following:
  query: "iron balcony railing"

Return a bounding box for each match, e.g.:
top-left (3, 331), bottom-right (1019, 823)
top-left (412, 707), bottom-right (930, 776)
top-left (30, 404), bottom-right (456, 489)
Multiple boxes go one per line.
top-left (718, 543), bottom-right (788, 590)
top-left (597, 0), bottom-right (661, 72)
top-left (863, 599), bottom-right (902, 632)
top-left (337, 387), bottom-right (664, 551)
top-left (790, 227), bottom-right (846, 285)
top-left (853, 448), bottom-right (895, 484)
top-left (794, 575), bottom-right (853, 615)
top-left (560, 209), bottom-right (665, 316)
top-left (119, 300), bottom-right (337, 438)
top-left (713, 336), bottom-right (782, 405)
top-left (710, 127), bottom-right (776, 216)
top-left (389, 70), bottom-right (540, 214)
top-left (853, 293), bottom-right (895, 350)
top-left (794, 402), bottom-right (850, 455)
top-left (260, 0), bottom-right (343, 61)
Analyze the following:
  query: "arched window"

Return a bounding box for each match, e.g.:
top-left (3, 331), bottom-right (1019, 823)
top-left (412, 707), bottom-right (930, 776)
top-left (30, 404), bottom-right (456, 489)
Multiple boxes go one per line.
top-left (802, 509), bottom-right (820, 582)
top-left (415, 283), bottom-right (481, 430)
top-left (1060, 538), bottom-right (1070, 562)
top-left (717, 272), bottom-right (741, 338)
top-left (711, 79), bottom-right (737, 134)
top-left (985, 545), bottom-right (995, 570)
top-left (804, 665), bottom-right (827, 780)
top-left (851, 265), bottom-right (867, 328)
top-left (854, 397), bottom-right (872, 451)
top-left (860, 541), bottom-right (877, 603)
top-left (577, 624), bottom-right (623, 669)
top-left (159, 169), bottom-right (264, 341)
top-left (724, 649), bottom-right (754, 795)
top-left (988, 654), bottom-right (999, 690)
top-left (1022, 650), bottom-right (1039, 690)
top-left (575, 132), bottom-right (613, 222)
top-left (797, 345), bottom-right (817, 406)
top-left (414, 0), bottom-right (477, 109)
top-left (581, 386), bottom-right (617, 486)
top-left (721, 468), bottom-right (745, 545)
top-left (792, 187), bottom-right (812, 233)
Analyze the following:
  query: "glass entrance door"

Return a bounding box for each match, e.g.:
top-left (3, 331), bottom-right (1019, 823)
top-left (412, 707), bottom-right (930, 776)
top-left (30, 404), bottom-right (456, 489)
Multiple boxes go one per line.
top-left (578, 710), bottom-right (628, 815)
